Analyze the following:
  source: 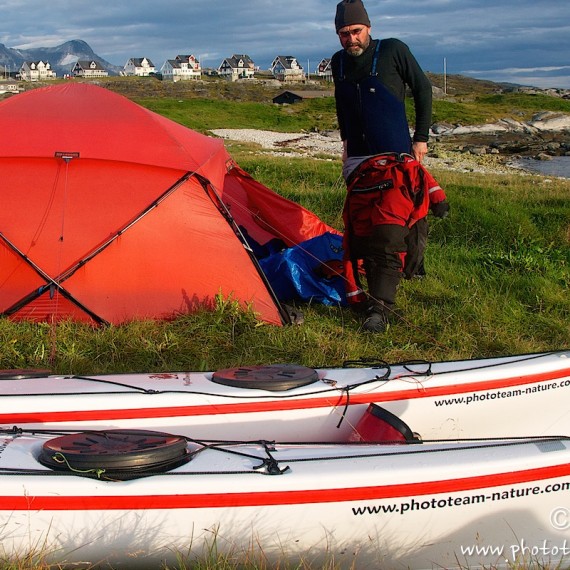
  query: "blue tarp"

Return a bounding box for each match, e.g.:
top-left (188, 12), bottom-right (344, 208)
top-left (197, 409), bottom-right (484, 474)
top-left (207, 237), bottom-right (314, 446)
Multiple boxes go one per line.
top-left (258, 232), bottom-right (347, 306)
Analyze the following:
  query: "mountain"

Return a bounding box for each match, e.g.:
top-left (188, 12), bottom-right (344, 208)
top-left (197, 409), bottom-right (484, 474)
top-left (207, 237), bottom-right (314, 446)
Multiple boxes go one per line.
top-left (0, 40), bottom-right (122, 77)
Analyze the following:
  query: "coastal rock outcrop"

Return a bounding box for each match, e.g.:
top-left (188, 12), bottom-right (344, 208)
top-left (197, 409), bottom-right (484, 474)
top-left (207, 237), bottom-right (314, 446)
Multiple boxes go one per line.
top-left (431, 112), bottom-right (570, 158)
top-left (432, 112), bottom-right (570, 138)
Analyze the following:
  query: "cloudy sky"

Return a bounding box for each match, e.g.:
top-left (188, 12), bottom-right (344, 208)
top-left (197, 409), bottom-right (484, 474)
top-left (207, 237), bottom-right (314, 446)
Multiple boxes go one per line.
top-left (2, 0), bottom-right (569, 88)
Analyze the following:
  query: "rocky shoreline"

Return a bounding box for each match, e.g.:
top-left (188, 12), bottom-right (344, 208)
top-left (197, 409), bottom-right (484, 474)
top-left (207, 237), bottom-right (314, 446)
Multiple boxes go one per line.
top-left (211, 119), bottom-right (570, 177)
top-left (430, 111), bottom-right (570, 161)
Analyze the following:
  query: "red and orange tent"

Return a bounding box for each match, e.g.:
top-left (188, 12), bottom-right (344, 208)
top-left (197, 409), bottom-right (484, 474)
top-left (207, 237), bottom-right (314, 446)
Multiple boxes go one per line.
top-left (0, 83), bottom-right (334, 325)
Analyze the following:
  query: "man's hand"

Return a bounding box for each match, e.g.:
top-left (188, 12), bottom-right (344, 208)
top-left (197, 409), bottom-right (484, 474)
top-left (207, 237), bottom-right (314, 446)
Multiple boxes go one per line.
top-left (431, 200), bottom-right (450, 218)
top-left (412, 141), bottom-right (428, 163)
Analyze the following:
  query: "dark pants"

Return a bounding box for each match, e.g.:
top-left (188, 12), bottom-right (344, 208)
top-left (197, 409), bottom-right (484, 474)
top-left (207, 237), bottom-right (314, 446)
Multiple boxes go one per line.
top-left (404, 217), bottom-right (428, 279)
top-left (350, 224), bottom-right (408, 313)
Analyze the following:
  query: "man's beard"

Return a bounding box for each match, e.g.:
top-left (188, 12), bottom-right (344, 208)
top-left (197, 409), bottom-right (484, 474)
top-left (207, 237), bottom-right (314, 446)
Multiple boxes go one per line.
top-left (346, 38), bottom-right (370, 57)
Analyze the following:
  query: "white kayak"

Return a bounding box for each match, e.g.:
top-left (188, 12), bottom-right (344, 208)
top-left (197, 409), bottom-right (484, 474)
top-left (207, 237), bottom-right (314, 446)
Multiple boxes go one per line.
top-left (1, 350), bottom-right (570, 441)
top-left (1, 425), bottom-right (570, 569)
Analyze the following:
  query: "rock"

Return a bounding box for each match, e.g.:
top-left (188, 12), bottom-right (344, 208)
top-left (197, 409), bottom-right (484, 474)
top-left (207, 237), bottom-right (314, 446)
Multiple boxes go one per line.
top-left (498, 118), bottom-right (526, 131)
top-left (467, 146), bottom-right (487, 155)
top-left (532, 111), bottom-right (555, 121)
top-left (431, 122), bottom-right (454, 135)
top-left (447, 123), bottom-right (508, 136)
top-left (431, 85), bottom-right (446, 99)
top-left (430, 110), bottom-right (569, 159)
top-left (546, 142), bottom-right (561, 151)
top-left (535, 152), bottom-right (553, 161)
top-left (523, 124), bottom-right (540, 135)
top-left (528, 112), bottom-right (570, 132)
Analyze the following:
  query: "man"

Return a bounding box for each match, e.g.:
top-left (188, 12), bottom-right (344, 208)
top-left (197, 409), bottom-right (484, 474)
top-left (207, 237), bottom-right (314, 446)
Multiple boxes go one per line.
top-left (332, 0), bottom-right (448, 332)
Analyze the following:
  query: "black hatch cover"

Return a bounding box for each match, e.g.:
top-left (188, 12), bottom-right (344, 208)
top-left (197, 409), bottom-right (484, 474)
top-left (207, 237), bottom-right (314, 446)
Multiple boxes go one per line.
top-left (211, 364), bottom-right (319, 391)
top-left (39, 429), bottom-right (189, 479)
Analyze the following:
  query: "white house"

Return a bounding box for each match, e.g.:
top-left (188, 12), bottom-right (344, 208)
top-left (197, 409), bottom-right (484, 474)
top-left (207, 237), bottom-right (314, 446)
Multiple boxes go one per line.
top-left (19, 61), bottom-right (56, 82)
top-left (124, 57), bottom-right (155, 77)
top-left (218, 54), bottom-right (255, 81)
top-left (270, 56), bottom-right (305, 82)
top-left (317, 58), bottom-right (333, 81)
top-left (161, 55), bottom-right (201, 81)
top-left (71, 60), bottom-right (108, 78)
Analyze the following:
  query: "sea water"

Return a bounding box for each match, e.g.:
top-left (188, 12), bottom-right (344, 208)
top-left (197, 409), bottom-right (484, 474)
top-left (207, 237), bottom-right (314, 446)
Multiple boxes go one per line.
top-left (514, 156), bottom-right (570, 179)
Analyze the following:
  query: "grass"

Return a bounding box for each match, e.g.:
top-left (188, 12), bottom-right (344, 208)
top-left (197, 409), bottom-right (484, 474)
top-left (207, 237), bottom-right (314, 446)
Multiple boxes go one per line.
top-left (429, 93), bottom-right (570, 125)
top-left (1, 159), bottom-right (568, 375)
top-left (136, 97), bottom-right (339, 133)
top-left (134, 90), bottom-right (570, 135)
top-left (0, 534), bottom-right (360, 570)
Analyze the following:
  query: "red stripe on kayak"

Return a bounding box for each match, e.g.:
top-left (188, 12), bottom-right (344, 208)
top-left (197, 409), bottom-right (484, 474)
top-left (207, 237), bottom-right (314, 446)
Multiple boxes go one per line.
top-left (3, 462), bottom-right (570, 511)
top-left (1, 367), bottom-right (570, 424)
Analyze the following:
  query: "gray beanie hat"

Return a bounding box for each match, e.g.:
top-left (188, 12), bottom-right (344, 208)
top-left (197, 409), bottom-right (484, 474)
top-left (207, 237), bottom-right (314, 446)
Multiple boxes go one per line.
top-left (335, 0), bottom-right (371, 32)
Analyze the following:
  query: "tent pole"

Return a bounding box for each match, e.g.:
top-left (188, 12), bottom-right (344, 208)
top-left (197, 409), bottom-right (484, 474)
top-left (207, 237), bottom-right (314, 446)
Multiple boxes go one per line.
top-left (194, 175), bottom-right (292, 326)
top-left (0, 232), bottom-right (108, 325)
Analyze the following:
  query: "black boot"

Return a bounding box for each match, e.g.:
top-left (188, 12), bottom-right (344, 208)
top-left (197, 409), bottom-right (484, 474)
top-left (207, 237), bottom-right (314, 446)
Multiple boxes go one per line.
top-left (361, 265), bottom-right (401, 332)
top-left (362, 304), bottom-right (390, 333)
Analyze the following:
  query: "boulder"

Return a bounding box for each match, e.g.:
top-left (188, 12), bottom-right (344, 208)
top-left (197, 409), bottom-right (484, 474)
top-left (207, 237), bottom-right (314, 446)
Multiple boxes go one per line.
top-left (528, 112), bottom-right (570, 132)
